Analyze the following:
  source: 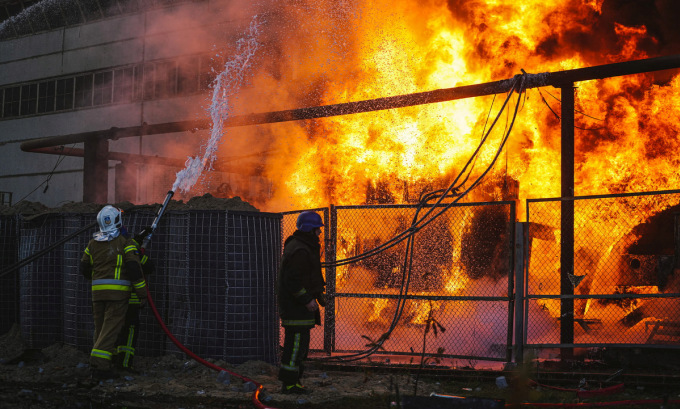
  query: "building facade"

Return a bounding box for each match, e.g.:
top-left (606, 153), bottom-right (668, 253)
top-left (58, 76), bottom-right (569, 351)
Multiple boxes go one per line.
top-left (0, 0), bottom-right (258, 207)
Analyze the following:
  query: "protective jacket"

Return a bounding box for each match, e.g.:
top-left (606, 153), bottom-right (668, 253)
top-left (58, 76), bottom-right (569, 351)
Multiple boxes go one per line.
top-left (80, 235), bottom-right (148, 301)
top-left (277, 230), bottom-right (325, 328)
top-left (129, 237), bottom-right (154, 305)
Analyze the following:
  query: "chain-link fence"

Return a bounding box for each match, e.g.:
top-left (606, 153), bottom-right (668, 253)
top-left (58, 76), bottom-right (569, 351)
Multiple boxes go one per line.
top-left (283, 202), bottom-right (515, 362)
top-left (525, 190), bottom-right (680, 349)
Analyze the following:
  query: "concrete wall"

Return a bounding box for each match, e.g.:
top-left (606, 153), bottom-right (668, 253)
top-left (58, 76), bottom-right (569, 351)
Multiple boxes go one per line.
top-left (0, 0), bottom-right (245, 207)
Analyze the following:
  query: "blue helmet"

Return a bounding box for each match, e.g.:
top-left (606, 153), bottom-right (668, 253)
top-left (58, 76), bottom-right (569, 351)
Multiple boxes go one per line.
top-left (296, 211), bottom-right (324, 232)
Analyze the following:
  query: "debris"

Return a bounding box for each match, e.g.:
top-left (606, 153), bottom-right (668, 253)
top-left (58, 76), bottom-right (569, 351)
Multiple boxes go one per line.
top-left (243, 381), bottom-right (257, 392)
top-left (495, 376), bottom-right (508, 389)
top-left (217, 370), bottom-right (231, 385)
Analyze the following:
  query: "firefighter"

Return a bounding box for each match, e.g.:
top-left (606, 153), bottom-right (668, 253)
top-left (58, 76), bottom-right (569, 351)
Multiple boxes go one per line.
top-left (113, 226), bottom-right (154, 373)
top-left (80, 206), bottom-right (148, 380)
top-left (277, 211), bottom-right (326, 394)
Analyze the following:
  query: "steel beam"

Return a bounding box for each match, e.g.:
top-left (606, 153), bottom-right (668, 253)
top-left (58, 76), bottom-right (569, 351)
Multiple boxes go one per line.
top-left (560, 84), bottom-right (575, 361)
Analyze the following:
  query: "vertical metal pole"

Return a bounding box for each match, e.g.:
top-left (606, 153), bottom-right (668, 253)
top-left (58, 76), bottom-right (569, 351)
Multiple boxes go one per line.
top-left (560, 84), bottom-right (575, 361)
top-left (323, 205), bottom-right (337, 354)
top-left (513, 221), bottom-right (525, 363)
top-left (674, 214), bottom-right (680, 269)
top-left (505, 204), bottom-right (517, 363)
top-left (83, 136), bottom-right (108, 203)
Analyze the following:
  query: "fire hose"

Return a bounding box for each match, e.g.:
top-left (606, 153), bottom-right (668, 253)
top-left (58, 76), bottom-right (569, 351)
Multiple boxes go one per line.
top-left (142, 190), bottom-right (277, 409)
top-left (145, 287), bottom-right (275, 409)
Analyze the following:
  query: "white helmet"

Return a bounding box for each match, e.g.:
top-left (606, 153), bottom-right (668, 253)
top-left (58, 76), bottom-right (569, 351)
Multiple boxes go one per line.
top-left (97, 205), bottom-right (123, 235)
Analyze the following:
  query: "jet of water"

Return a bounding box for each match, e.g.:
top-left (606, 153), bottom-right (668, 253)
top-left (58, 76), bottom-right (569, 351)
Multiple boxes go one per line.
top-left (172, 15), bottom-right (263, 193)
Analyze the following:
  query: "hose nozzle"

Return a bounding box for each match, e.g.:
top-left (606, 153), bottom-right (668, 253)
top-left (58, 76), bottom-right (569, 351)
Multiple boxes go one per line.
top-left (142, 190), bottom-right (174, 248)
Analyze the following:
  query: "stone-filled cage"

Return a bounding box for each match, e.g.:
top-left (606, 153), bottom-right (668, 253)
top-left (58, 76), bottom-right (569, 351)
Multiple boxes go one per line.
top-left (2, 209), bottom-right (281, 365)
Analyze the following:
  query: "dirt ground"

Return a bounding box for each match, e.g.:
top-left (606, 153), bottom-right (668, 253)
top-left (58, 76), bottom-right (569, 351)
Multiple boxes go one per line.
top-left (0, 323), bottom-right (456, 409)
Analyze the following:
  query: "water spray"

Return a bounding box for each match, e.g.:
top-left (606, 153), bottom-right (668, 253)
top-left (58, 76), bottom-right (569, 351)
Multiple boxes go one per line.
top-left (141, 190), bottom-right (174, 248)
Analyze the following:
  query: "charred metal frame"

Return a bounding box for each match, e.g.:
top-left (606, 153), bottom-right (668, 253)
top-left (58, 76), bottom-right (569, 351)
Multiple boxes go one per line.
top-left (20, 54), bottom-right (680, 360)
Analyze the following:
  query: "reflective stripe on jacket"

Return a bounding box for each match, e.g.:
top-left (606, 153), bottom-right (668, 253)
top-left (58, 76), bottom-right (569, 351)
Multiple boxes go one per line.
top-left (81, 235), bottom-right (143, 301)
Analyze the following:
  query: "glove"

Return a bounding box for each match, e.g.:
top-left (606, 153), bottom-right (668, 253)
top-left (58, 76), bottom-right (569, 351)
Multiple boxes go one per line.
top-left (316, 293), bottom-right (327, 307)
top-left (139, 298), bottom-right (148, 309)
top-left (305, 299), bottom-right (319, 312)
top-left (134, 227), bottom-right (153, 245)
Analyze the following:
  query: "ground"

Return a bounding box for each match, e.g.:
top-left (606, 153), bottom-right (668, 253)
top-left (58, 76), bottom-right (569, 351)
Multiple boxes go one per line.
top-left (0, 323), bottom-right (451, 409)
top-left (2, 323), bottom-right (680, 409)
top-left (3, 197), bottom-right (680, 408)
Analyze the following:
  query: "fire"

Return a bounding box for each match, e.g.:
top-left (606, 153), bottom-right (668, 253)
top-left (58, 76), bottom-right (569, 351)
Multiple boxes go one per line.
top-left (200, 1), bottom-right (680, 339)
top-left (209, 0), bottom-right (679, 214)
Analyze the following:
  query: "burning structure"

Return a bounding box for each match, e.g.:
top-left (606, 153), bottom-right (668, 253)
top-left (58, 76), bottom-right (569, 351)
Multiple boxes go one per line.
top-left (1, 0), bottom-right (680, 363)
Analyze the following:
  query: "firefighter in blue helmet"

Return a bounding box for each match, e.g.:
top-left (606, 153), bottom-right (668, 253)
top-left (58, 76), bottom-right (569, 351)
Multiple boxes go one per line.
top-left (277, 211), bottom-right (326, 394)
top-left (80, 206), bottom-right (148, 381)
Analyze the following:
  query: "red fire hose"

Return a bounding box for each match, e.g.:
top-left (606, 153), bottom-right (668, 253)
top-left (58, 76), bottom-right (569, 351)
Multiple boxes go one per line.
top-left (146, 287), bottom-right (277, 409)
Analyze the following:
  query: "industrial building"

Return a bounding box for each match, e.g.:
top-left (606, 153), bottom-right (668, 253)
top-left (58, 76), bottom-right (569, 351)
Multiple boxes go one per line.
top-left (0, 0), bottom-right (257, 207)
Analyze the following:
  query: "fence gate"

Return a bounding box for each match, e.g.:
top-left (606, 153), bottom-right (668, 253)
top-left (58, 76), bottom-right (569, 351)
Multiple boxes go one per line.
top-left (284, 202), bottom-right (516, 362)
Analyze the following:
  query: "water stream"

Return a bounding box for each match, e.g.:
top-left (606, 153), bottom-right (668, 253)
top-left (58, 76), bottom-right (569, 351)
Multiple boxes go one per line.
top-left (172, 16), bottom-right (263, 194)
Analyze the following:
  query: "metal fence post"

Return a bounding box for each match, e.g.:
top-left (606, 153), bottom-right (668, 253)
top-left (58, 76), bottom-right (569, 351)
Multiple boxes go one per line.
top-left (323, 205), bottom-right (337, 354)
top-left (560, 83), bottom-right (575, 361)
top-left (513, 221), bottom-right (525, 363)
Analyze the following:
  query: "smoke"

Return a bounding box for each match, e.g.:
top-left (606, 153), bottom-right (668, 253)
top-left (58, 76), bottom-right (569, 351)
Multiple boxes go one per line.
top-left (173, 16), bottom-right (263, 193)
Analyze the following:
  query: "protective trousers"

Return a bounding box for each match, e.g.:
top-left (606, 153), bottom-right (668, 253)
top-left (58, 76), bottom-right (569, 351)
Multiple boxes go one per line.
top-left (115, 304), bottom-right (140, 369)
top-left (91, 299), bottom-right (128, 371)
top-left (278, 326), bottom-right (311, 387)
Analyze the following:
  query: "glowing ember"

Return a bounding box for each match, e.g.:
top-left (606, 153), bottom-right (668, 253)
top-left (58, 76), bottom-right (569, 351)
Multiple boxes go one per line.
top-left (177, 1), bottom-right (680, 350)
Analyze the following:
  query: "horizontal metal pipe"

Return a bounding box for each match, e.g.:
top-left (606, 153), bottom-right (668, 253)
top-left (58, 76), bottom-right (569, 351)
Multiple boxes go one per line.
top-left (20, 120), bottom-right (210, 151)
top-left (26, 146), bottom-right (255, 174)
top-left (19, 54), bottom-right (680, 152)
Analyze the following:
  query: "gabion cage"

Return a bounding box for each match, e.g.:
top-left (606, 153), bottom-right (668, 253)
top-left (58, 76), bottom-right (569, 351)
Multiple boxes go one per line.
top-left (0, 214), bottom-right (20, 335)
top-left (525, 190), bottom-right (680, 349)
top-left (14, 209), bottom-right (281, 365)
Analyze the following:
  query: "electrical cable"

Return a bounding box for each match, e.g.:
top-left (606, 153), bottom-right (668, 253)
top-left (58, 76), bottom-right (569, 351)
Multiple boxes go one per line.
top-left (536, 87), bottom-right (604, 131)
top-left (314, 74), bottom-right (527, 362)
top-left (543, 88), bottom-right (604, 122)
top-left (10, 144), bottom-right (76, 206)
top-left (322, 75), bottom-right (524, 269)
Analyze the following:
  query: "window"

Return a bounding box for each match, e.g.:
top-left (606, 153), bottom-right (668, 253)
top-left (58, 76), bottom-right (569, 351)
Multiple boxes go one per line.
top-left (154, 61), bottom-right (176, 98)
top-left (20, 83), bottom-right (38, 115)
top-left (178, 56), bottom-right (199, 95)
top-left (93, 71), bottom-right (113, 105)
top-left (199, 55), bottom-right (217, 91)
top-left (74, 74), bottom-right (93, 108)
top-left (38, 81), bottom-right (56, 113)
top-left (143, 63), bottom-right (155, 100)
top-left (0, 191), bottom-right (12, 206)
top-left (113, 67), bottom-right (134, 103)
top-left (55, 78), bottom-right (74, 110)
top-left (3, 86), bottom-right (20, 117)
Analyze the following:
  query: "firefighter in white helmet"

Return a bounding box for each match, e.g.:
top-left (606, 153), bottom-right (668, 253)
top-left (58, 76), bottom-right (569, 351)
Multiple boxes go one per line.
top-left (114, 225), bottom-right (154, 374)
top-left (80, 205), bottom-right (148, 380)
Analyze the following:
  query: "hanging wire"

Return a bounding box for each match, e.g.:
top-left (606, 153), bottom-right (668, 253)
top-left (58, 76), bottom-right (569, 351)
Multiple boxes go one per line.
top-left (322, 76), bottom-right (524, 270)
top-left (10, 144), bottom-right (77, 206)
top-left (537, 87), bottom-right (605, 131)
top-left (315, 73), bottom-right (527, 362)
